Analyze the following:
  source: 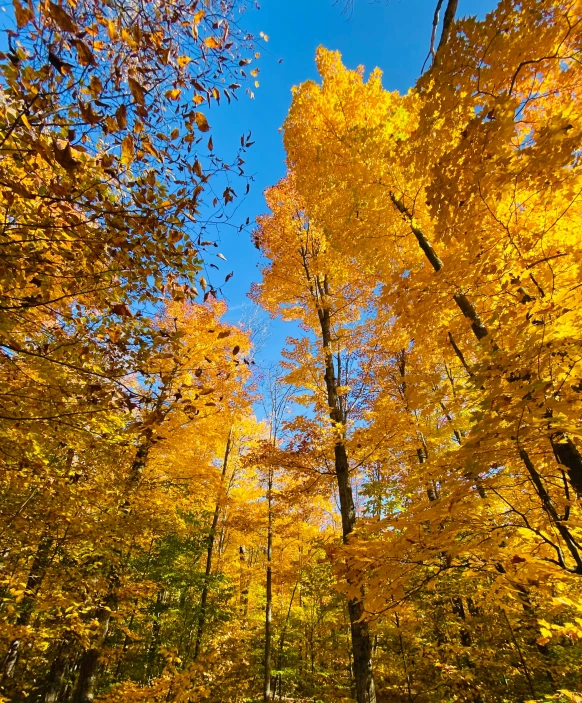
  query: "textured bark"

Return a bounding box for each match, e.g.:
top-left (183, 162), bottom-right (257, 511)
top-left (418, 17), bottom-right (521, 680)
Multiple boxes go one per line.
top-left (551, 435), bottom-right (582, 498)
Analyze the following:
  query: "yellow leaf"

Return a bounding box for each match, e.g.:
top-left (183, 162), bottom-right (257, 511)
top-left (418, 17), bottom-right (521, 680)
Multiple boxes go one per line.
top-left (177, 56), bottom-right (191, 67)
top-left (107, 19), bottom-right (116, 39)
top-left (141, 139), bottom-right (159, 160)
top-left (74, 39), bottom-right (95, 66)
top-left (121, 134), bottom-right (134, 165)
top-left (204, 36), bottom-right (221, 50)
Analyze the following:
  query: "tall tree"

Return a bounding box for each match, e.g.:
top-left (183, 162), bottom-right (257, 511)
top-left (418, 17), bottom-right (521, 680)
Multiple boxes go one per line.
top-left (252, 177), bottom-right (378, 703)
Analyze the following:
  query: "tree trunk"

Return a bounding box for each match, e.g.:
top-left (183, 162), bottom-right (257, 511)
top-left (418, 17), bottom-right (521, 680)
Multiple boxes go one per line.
top-left (40, 639), bottom-right (74, 703)
top-left (551, 435), bottom-right (582, 497)
top-left (316, 295), bottom-right (376, 703)
top-left (391, 193), bottom-right (582, 502)
top-left (194, 428), bottom-right (232, 659)
top-left (274, 575), bottom-right (300, 698)
top-left (2, 535), bottom-right (54, 680)
top-left (263, 468), bottom-right (273, 703)
top-left (68, 434), bottom-right (151, 702)
top-left (71, 600), bottom-right (113, 703)
top-left (436, 0), bottom-right (459, 53)
top-left (146, 589), bottom-right (167, 681)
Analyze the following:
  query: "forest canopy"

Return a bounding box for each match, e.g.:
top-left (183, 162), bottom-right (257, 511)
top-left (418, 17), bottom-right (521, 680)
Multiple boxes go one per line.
top-left (1, 1), bottom-right (582, 702)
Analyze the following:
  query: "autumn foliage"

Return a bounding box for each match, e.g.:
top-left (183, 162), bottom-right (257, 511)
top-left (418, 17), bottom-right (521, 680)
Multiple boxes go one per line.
top-left (3, 1), bottom-right (582, 702)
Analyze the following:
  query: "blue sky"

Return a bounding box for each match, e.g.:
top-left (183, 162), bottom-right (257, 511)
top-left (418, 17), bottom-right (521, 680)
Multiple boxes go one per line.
top-left (205, 0), bottom-right (497, 361)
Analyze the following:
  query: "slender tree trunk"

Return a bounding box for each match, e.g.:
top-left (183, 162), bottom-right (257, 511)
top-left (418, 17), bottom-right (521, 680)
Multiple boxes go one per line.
top-left (264, 468), bottom-right (273, 703)
top-left (71, 594), bottom-right (115, 703)
top-left (194, 428), bottom-right (232, 659)
top-left (2, 535), bottom-right (54, 680)
top-left (65, 432), bottom-right (153, 702)
top-left (275, 576), bottom-right (300, 682)
top-left (436, 0), bottom-right (459, 53)
top-left (519, 447), bottom-right (582, 573)
top-left (41, 639), bottom-right (74, 703)
top-left (146, 589), bottom-right (167, 681)
top-left (550, 435), bottom-right (582, 497)
top-left (502, 609), bottom-right (537, 700)
top-left (316, 297), bottom-right (376, 703)
top-left (395, 613), bottom-right (413, 702)
top-left (391, 194), bottom-right (582, 503)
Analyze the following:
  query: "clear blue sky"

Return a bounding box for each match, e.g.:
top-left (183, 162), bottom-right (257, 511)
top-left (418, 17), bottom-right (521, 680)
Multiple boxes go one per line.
top-left (204, 0), bottom-right (497, 361)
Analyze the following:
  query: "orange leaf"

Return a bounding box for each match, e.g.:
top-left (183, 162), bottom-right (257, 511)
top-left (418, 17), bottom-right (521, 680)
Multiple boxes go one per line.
top-left (194, 112), bottom-right (210, 132)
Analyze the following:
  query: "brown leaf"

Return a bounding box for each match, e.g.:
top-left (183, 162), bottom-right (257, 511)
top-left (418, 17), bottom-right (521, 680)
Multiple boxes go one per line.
top-left (217, 330), bottom-right (231, 339)
top-left (78, 100), bottom-right (102, 125)
top-left (48, 51), bottom-right (72, 75)
top-left (111, 303), bottom-right (132, 317)
top-left (194, 112), bottom-right (210, 133)
top-left (128, 76), bottom-right (146, 105)
top-left (52, 140), bottom-right (81, 173)
top-left (13, 0), bottom-right (32, 27)
top-left (232, 345), bottom-right (240, 356)
top-left (74, 39), bottom-right (95, 66)
top-left (115, 104), bottom-right (127, 130)
top-left (47, 1), bottom-right (77, 32)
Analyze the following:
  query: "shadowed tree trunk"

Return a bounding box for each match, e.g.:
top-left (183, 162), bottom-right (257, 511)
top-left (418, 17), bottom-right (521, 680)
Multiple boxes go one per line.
top-left (390, 192), bottom-right (582, 507)
top-left (315, 281), bottom-right (376, 703)
top-left (264, 466), bottom-right (273, 702)
top-left (66, 379), bottom-right (177, 702)
top-left (2, 535), bottom-right (54, 680)
top-left (194, 428), bottom-right (233, 660)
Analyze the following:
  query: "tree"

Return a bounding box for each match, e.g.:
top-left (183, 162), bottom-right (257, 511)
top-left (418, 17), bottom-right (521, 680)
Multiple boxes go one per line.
top-left (252, 177), bottom-right (379, 703)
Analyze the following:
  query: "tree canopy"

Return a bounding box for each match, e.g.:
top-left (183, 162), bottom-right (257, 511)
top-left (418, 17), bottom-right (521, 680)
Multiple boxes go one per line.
top-left (2, 1), bottom-right (582, 702)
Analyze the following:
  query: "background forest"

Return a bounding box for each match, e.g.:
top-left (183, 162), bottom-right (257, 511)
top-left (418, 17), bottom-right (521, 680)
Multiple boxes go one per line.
top-left (1, 0), bottom-right (582, 702)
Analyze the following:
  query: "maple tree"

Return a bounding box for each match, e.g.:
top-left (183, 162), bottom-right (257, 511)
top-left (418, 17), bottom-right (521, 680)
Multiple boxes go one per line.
top-left (251, 0), bottom-right (582, 700)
